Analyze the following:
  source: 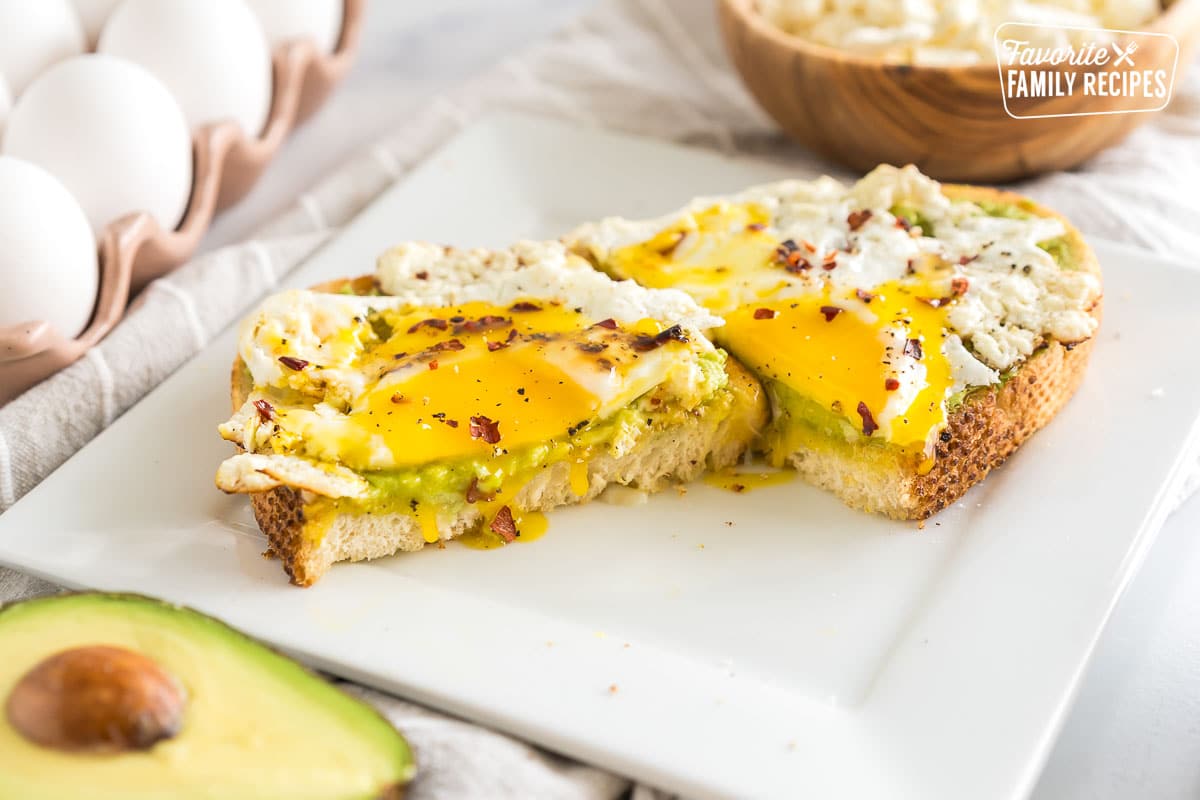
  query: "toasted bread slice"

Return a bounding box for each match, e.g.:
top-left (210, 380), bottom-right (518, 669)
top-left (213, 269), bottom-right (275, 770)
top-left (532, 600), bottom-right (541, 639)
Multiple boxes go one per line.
top-left (218, 255), bottom-right (768, 586)
top-left (567, 170), bottom-right (1102, 519)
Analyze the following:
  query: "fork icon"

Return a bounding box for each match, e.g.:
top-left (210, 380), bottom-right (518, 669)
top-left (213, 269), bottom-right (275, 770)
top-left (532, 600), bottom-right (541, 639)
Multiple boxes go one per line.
top-left (1111, 40), bottom-right (1139, 67)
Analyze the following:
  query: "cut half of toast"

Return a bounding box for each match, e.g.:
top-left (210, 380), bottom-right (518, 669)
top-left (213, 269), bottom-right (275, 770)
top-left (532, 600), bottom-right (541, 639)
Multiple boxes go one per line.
top-left (216, 242), bottom-right (768, 585)
top-left (566, 165), bottom-right (1102, 519)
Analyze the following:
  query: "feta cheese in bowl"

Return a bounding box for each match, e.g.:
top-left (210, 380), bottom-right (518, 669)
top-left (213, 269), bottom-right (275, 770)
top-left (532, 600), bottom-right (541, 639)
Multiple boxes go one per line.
top-left (717, 0), bottom-right (1191, 181)
top-left (758, 0), bottom-right (1162, 65)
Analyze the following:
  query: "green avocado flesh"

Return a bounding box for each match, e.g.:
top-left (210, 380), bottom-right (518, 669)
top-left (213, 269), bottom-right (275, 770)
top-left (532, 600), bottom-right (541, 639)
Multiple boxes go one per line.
top-left (0, 594), bottom-right (415, 800)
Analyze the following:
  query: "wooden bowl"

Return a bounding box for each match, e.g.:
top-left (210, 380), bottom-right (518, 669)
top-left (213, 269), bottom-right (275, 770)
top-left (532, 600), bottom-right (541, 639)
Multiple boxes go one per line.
top-left (0, 0), bottom-right (365, 406)
top-left (719, 0), bottom-right (1200, 182)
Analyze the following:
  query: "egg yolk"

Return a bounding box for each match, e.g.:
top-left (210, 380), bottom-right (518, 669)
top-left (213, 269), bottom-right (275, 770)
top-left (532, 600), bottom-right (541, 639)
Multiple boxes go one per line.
top-left (607, 202), bottom-right (957, 448)
top-left (272, 300), bottom-right (680, 471)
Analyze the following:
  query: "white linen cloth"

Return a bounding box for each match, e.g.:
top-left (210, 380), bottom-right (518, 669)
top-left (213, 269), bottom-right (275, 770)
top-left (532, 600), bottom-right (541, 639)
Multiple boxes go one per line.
top-left (1, 1), bottom-right (1197, 796)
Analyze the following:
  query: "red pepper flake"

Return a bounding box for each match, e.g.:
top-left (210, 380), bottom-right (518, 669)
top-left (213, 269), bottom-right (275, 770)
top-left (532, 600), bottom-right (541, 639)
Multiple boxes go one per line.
top-left (414, 270), bottom-right (429, 280)
top-left (855, 289), bottom-right (875, 304)
top-left (822, 252), bottom-right (838, 271)
top-left (429, 338), bottom-right (465, 352)
top-left (253, 398), bottom-right (275, 422)
top-left (407, 318), bottom-right (448, 334)
top-left (278, 356), bottom-right (309, 371)
top-left (746, 222), bottom-right (766, 232)
top-left (801, 239), bottom-right (817, 253)
top-left (465, 478), bottom-right (495, 504)
top-left (454, 315), bottom-right (511, 334)
top-left (490, 506), bottom-right (518, 542)
top-left (847, 209), bottom-right (873, 231)
top-left (904, 338), bottom-right (924, 360)
top-left (753, 308), bottom-right (778, 320)
top-left (819, 305), bottom-right (842, 322)
top-left (509, 301), bottom-right (541, 312)
top-left (896, 217), bottom-right (913, 231)
top-left (390, 393), bottom-right (407, 404)
top-left (958, 254), bottom-right (979, 266)
top-left (918, 296), bottom-right (950, 308)
top-left (950, 276), bottom-right (970, 296)
top-left (486, 340), bottom-right (508, 352)
top-left (774, 240), bottom-right (811, 272)
top-left (885, 378), bottom-right (900, 391)
top-left (856, 402), bottom-right (879, 436)
top-left (731, 483), bottom-right (746, 493)
top-left (469, 415), bottom-right (501, 444)
top-left (632, 324), bottom-right (689, 352)
top-left (577, 342), bottom-right (607, 353)
top-left (428, 360), bottom-right (439, 370)
top-left (594, 318), bottom-right (618, 330)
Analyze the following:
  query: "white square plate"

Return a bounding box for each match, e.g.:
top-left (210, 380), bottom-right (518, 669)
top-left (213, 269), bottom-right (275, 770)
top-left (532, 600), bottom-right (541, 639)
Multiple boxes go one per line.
top-left (3, 114), bottom-right (1200, 799)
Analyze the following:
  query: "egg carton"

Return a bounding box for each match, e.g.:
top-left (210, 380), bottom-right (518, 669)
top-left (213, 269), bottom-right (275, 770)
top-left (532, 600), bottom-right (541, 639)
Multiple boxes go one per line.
top-left (0, 0), bottom-right (365, 407)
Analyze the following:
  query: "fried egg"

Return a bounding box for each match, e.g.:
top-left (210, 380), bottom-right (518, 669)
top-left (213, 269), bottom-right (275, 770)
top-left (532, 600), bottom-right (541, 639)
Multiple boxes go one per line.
top-left (221, 241), bottom-right (725, 473)
top-left (569, 165), bottom-right (1101, 455)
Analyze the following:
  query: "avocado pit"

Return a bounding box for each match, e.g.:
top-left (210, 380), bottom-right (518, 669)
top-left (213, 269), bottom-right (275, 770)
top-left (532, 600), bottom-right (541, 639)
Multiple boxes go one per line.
top-left (6, 645), bottom-right (185, 753)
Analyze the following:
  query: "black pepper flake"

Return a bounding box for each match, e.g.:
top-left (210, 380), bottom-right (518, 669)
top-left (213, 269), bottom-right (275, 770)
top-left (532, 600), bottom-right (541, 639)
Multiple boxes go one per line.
top-left (577, 342), bottom-right (607, 353)
top-left (939, 430), bottom-right (952, 443)
top-left (857, 402), bottom-right (879, 436)
top-left (904, 338), bottom-right (923, 360)
top-left (855, 289), bottom-right (875, 303)
top-left (509, 301), bottom-right (541, 312)
top-left (414, 271), bottom-right (429, 280)
top-left (746, 222), bottom-right (766, 232)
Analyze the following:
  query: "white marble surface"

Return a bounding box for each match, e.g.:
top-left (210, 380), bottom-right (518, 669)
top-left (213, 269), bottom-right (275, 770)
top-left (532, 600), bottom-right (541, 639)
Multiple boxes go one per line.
top-left (201, 3), bottom-right (1200, 798)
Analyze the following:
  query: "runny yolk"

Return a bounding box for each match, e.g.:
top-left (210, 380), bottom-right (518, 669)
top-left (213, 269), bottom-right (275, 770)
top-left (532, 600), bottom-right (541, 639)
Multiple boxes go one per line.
top-left (606, 202), bottom-right (778, 313)
top-left (719, 285), bottom-right (952, 449)
top-left (606, 202), bottom-right (960, 449)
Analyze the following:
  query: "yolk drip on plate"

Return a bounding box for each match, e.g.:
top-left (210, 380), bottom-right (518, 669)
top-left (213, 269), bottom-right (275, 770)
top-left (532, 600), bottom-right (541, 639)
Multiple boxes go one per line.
top-left (608, 202), bottom-right (957, 450)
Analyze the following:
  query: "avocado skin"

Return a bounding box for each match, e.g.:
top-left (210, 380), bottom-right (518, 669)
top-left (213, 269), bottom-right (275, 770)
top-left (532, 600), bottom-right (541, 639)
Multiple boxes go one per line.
top-left (0, 592), bottom-right (415, 799)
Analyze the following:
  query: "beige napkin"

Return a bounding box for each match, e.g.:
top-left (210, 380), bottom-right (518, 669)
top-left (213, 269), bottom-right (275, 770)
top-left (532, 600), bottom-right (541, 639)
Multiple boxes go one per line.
top-left (2, 0), bottom-right (1199, 796)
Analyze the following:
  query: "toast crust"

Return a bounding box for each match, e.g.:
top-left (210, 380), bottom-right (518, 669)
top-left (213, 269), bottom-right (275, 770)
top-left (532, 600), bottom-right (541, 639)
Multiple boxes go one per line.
top-left (228, 277), bottom-right (768, 585)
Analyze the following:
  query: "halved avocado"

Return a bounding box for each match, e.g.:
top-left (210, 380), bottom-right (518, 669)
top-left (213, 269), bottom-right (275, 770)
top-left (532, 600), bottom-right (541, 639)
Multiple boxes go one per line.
top-left (0, 593), bottom-right (415, 799)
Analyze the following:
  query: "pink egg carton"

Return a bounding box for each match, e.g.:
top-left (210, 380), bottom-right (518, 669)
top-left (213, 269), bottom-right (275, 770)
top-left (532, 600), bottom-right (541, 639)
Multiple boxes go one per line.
top-left (0, 0), bottom-right (365, 406)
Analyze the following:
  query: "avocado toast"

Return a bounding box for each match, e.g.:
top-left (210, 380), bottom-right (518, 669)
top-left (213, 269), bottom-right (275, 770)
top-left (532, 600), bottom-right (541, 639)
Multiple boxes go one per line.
top-left (216, 241), bottom-right (768, 585)
top-left (567, 165), bottom-right (1102, 518)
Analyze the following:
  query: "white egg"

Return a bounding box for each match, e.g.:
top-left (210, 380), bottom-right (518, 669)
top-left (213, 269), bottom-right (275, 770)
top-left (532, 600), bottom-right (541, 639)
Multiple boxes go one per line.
top-left (0, 0), bottom-right (85, 95)
top-left (99, 0), bottom-right (272, 137)
top-left (69, 0), bottom-right (123, 48)
top-left (3, 55), bottom-right (193, 237)
top-left (0, 74), bottom-right (10, 137)
top-left (247, 0), bottom-right (344, 54)
top-left (0, 156), bottom-right (98, 339)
